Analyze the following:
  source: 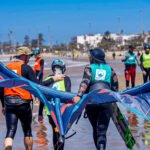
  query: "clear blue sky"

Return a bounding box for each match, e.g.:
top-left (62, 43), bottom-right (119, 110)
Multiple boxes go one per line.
top-left (0, 0), bottom-right (150, 44)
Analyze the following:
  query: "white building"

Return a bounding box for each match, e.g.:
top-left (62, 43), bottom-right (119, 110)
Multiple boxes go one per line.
top-left (110, 34), bottom-right (141, 46)
top-left (72, 34), bottom-right (103, 49)
top-left (144, 34), bottom-right (150, 44)
top-left (71, 33), bottom-right (141, 49)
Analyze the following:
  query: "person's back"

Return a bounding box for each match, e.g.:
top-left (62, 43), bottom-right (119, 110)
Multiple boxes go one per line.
top-left (3, 47), bottom-right (34, 150)
top-left (73, 48), bottom-right (118, 150)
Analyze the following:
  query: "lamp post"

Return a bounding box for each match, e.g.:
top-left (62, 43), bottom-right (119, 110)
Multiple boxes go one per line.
top-left (8, 30), bottom-right (13, 53)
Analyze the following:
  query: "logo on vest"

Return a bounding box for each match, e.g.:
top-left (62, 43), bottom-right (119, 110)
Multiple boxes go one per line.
top-left (52, 83), bottom-right (60, 90)
top-left (95, 69), bottom-right (106, 80)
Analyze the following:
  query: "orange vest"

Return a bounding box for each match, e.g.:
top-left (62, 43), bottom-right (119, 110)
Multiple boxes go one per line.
top-left (34, 57), bottom-right (44, 73)
top-left (4, 61), bottom-right (32, 100)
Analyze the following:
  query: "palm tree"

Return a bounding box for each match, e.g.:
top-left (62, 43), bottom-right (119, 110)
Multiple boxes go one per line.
top-left (38, 33), bottom-right (44, 48)
top-left (24, 35), bottom-right (30, 46)
top-left (103, 31), bottom-right (111, 40)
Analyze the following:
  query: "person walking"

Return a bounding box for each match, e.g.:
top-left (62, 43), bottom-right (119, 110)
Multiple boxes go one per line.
top-left (0, 46), bottom-right (64, 150)
top-left (38, 59), bottom-right (71, 150)
top-left (140, 45), bottom-right (150, 83)
top-left (112, 51), bottom-right (116, 60)
top-left (122, 45), bottom-right (139, 89)
top-left (33, 48), bottom-right (44, 81)
top-left (72, 48), bottom-right (119, 150)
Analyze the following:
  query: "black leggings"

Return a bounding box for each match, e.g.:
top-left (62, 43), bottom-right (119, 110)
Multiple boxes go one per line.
top-left (143, 68), bottom-right (150, 83)
top-left (5, 103), bottom-right (32, 138)
top-left (48, 115), bottom-right (64, 150)
top-left (86, 104), bottom-right (112, 150)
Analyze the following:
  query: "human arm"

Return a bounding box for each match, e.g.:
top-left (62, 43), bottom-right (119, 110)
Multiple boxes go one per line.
top-left (139, 54), bottom-right (147, 75)
top-left (64, 76), bottom-right (71, 92)
top-left (110, 68), bottom-right (119, 92)
top-left (37, 59), bottom-right (44, 78)
top-left (122, 53), bottom-right (129, 62)
top-left (38, 101), bottom-right (44, 123)
top-left (77, 65), bottom-right (92, 97)
top-left (73, 65), bottom-right (92, 103)
top-left (0, 88), bottom-right (5, 115)
top-left (22, 64), bottom-right (65, 86)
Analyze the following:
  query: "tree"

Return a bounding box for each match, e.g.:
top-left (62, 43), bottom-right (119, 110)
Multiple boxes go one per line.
top-left (103, 31), bottom-right (111, 40)
top-left (78, 43), bottom-right (84, 51)
top-left (38, 33), bottom-right (44, 47)
top-left (31, 39), bottom-right (38, 48)
top-left (126, 35), bottom-right (144, 47)
top-left (98, 39), bottom-right (116, 51)
top-left (98, 31), bottom-right (116, 50)
top-left (68, 42), bottom-right (77, 61)
top-left (59, 43), bottom-right (67, 51)
top-left (24, 35), bottom-right (30, 46)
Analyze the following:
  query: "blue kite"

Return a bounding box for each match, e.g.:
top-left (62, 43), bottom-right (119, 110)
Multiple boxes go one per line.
top-left (0, 62), bottom-right (150, 139)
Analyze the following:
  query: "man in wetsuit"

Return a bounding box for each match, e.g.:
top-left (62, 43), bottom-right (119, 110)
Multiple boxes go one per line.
top-left (140, 45), bottom-right (150, 83)
top-left (38, 59), bottom-right (71, 150)
top-left (122, 45), bottom-right (139, 89)
top-left (33, 48), bottom-right (44, 81)
top-left (0, 46), bottom-right (64, 150)
top-left (72, 48), bottom-right (118, 150)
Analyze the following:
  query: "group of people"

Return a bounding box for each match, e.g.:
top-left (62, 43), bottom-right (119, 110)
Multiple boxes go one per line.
top-left (0, 45), bottom-right (150, 150)
top-left (122, 44), bottom-right (150, 89)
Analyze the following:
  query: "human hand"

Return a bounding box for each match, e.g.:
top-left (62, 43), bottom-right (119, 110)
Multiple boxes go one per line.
top-left (143, 71), bottom-right (147, 76)
top-left (53, 74), bottom-right (65, 81)
top-left (38, 115), bottom-right (43, 124)
top-left (125, 56), bottom-right (130, 59)
top-left (72, 96), bottom-right (81, 103)
top-left (2, 107), bottom-right (5, 115)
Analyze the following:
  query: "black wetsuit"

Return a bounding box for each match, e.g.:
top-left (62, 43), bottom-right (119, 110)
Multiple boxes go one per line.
top-left (38, 75), bottom-right (71, 150)
top-left (77, 64), bottom-right (118, 150)
top-left (0, 63), bottom-right (54, 139)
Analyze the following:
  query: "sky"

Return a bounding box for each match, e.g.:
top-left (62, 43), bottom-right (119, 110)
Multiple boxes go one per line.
top-left (0, 0), bottom-right (150, 44)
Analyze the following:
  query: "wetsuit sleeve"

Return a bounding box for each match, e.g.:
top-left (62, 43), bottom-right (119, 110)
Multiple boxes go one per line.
top-left (22, 64), bottom-right (54, 86)
top-left (77, 65), bottom-right (92, 97)
top-left (140, 54), bottom-right (144, 71)
top-left (0, 88), bottom-right (4, 107)
top-left (37, 59), bottom-right (44, 77)
top-left (111, 68), bottom-right (119, 92)
top-left (64, 76), bottom-right (71, 92)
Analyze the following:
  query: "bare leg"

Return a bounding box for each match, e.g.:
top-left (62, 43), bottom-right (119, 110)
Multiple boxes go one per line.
top-left (24, 137), bottom-right (33, 150)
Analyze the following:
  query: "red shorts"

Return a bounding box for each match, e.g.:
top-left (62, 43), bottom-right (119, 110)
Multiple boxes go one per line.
top-left (125, 66), bottom-right (136, 82)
